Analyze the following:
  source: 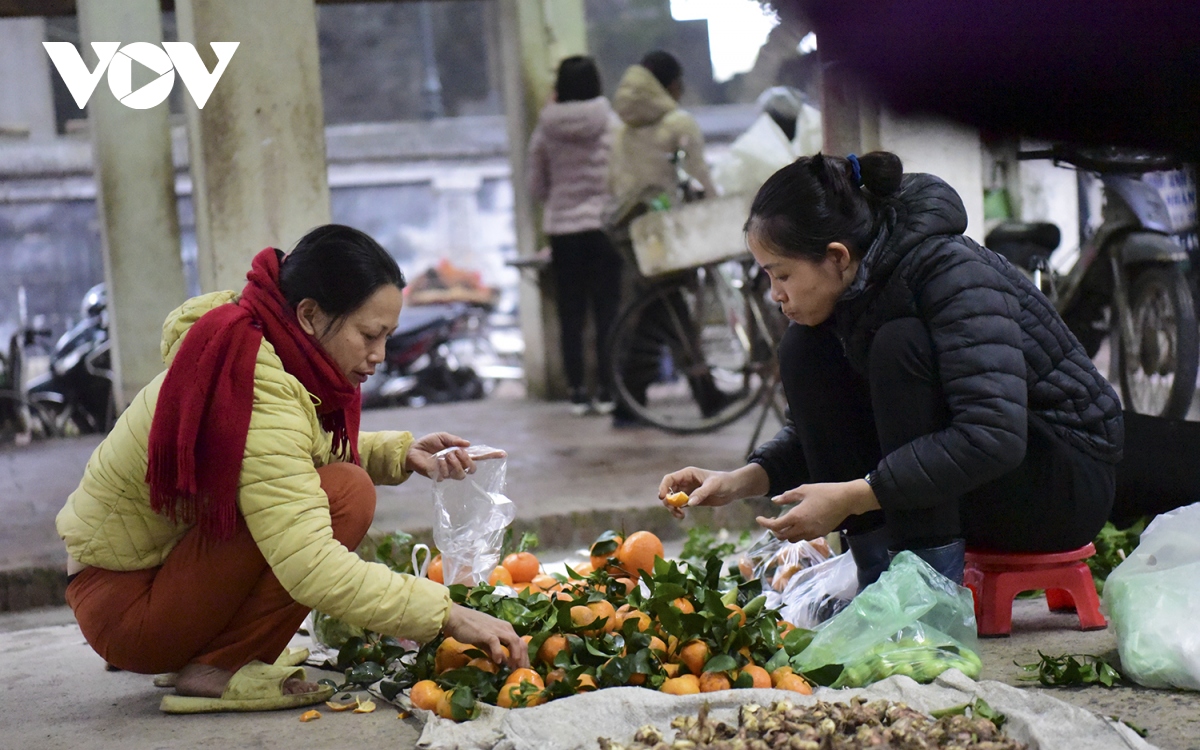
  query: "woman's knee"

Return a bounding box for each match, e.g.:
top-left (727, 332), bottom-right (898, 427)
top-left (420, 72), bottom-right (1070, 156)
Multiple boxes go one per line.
top-left (317, 462), bottom-right (376, 547)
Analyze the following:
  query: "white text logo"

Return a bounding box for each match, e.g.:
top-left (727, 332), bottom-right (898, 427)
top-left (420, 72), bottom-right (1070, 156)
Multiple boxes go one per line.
top-left (43, 42), bottom-right (239, 110)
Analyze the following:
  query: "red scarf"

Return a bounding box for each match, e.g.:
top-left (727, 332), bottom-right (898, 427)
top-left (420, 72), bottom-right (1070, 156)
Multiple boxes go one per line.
top-left (146, 248), bottom-right (361, 540)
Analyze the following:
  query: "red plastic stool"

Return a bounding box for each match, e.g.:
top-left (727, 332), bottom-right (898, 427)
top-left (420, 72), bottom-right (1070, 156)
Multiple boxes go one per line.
top-left (962, 543), bottom-right (1107, 637)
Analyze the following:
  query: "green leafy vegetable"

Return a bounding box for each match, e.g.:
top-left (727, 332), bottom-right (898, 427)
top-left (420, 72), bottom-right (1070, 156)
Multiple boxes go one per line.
top-left (1017, 651), bottom-right (1123, 687)
top-left (1089, 519), bottom-right (1145, 593)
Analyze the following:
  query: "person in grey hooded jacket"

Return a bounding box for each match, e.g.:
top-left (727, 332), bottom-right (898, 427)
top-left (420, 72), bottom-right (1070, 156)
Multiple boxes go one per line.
top-left (527, 56), bottom-right (621, 414)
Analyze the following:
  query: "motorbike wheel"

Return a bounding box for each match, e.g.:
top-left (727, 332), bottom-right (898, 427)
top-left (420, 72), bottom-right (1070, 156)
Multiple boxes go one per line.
top-left (1113, 264), bottom-right (1200, 419)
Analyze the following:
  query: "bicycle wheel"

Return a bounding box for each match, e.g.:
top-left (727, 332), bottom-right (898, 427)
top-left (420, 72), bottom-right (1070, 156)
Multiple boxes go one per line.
top-left (608, 262), bottom-right (777, 433)
top-left (1113, 264), bottom-right (1199, 419)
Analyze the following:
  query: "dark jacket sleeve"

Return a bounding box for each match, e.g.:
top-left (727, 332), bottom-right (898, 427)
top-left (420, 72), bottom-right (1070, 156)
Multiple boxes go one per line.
top-left (748, 409), bottom-right (810, 497)
top-left (870, 241), bottom-right (1029, 511)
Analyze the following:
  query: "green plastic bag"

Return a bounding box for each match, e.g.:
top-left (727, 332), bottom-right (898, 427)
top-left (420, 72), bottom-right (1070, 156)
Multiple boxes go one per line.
top-left (790, 551), bottom-right (982, 688)
top-left (1103, 502), bottom-right (1200, 690)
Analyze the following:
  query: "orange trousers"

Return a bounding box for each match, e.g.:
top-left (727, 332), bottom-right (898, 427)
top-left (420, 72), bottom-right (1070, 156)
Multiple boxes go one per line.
top-left (66, 462), bottom-right (375, 674)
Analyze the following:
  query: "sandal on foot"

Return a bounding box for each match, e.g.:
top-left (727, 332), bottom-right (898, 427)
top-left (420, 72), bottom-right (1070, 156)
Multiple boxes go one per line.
top-left (153, 647), bottom-right (310, 689)
top-left (158, 661), bottom-right (333, 714)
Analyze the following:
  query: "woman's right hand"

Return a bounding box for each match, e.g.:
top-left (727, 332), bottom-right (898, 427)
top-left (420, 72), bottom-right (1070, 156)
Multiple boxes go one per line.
top-left (658, 464), bottom-right (769, 519)
top-left (441, 604), bottom-right (529, 669)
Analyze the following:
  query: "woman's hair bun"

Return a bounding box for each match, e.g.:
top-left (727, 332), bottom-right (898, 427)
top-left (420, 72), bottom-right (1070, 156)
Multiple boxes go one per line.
top-left (858, 151), bottom-right (903, 197)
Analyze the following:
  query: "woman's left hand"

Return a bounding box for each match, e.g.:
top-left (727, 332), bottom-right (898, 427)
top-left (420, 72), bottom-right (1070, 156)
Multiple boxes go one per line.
top-left (756, 480), bottom-right (877, 542)
top-left (405, 433), bottom-right (504, 481)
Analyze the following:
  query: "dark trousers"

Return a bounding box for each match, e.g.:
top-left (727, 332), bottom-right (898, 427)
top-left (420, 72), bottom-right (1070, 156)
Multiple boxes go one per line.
top-left (783, 318), bottom-right (1114, 551)
top-left (549, 230), bottom-right (622, 394)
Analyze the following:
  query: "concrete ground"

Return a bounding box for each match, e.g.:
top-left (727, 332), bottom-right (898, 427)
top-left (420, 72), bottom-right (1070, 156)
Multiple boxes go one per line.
top-left (1, 392), bottom-right (1198, 749)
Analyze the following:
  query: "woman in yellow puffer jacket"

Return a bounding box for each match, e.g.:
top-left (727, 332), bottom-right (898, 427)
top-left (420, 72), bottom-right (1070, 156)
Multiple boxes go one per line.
top-left (57, 224), bottom-right (527, 714)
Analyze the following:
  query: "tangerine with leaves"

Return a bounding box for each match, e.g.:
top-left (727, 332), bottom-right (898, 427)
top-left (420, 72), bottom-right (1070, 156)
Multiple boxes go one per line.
top-left (537, 634), bottom-right (570, 666)
top-left (489, 566), bottom-right (514, 587)
top-left (504, 667), bottom-right (545, 690)
top-left (589, 531), bottom-right (624, 573)
top-left (502, 551), bottom-right (540, 583)
top-left (497, 682), bottom-right (545, 708)
top-left (587, 600), bottom-right (617, 633)
top-left (776, 673), bottom-right (813, 694)
top-left (617, 531), bottom-right (664, 580)
top-left (660, 674), bottom-right (700, 695)
top-left (435, 638), bottom-right (472, 673)
top-left (409, 679), bottom-right (444, 711)
top-left (678, 640), bottom-right (711, 677)
top-left (741, 665), bottom-right (772, 689)
top-left (699, 672), bottom-right (731, 692)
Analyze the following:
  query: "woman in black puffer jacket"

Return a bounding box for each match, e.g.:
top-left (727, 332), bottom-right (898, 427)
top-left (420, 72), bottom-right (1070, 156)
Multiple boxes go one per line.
top-left (659, 151), bottom-right (1123, 588)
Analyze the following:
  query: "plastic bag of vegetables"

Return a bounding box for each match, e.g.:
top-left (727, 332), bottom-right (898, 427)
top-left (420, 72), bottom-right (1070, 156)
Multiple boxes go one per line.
top-left (790, 551), bottom-right (982, 688)
top-left (1103, 501), bottom-right (1200, 690)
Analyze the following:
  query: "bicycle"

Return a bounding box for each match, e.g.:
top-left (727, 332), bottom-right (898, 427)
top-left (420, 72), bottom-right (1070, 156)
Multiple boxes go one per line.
top-left (607, 253), bottom-right (788, 444)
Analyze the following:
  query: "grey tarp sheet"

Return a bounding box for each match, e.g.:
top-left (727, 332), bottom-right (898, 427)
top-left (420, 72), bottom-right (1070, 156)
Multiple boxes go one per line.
top-left (408, 670), bottom-right (1155, 750)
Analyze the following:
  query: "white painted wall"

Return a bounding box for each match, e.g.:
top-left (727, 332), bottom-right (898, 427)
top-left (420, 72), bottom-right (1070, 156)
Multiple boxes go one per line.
top-left (879, 110), bottom-right (986, 242)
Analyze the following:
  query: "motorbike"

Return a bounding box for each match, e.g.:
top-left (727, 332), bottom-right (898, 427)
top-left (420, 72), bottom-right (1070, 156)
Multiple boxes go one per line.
top-left (360, 302), bottom-right (489, 408)
top-left (986, 144), bottom-right (1199, 420)
top-left (26, 283), bottom-right (118, 435)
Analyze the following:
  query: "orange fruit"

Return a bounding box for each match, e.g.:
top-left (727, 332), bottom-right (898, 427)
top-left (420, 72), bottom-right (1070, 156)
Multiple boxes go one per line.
top-left (699, 672), bottom-right (731, 692)
top-left (531, 574), bottom-right (561, 592)
top-left (660, 674), bottom-right (701, 695)
top-left (621, 609), bottom-right (651, 633)
top-left (570, 605), bottom-right (598, 631)
top-left (537, 634), bottom-right (571, 666)
top-left (545, 668), bottom-right (567, 686)
top-left (502, 551), bottom-right (540, 583)
top-left (770, 666), bottom-right (794, 687)
top-left (587, 600), bottom-right (617, 633)
top-left (566, 561), bottom-right (594, 578)
top-left (776, 673), bottom-right (813, 695)
top-left (555, 589), bottom-right (574, 602)
top-left (489, 566), bottom-right (514, 587)
top-left (589, 534), bottom-right (624, 573)
top-left (678, 640), bottom-right (710, 677)
top-left (436, 687), bottom-right (471, 720)
top-left (671, 598), bottom-right (695, 615)
top-left (504, 667), bottom-right (545, 690)
top-left (663, 662), bottom-right (682, 678)
top-left (741, 665), bottom-right (772, 689)
top-left (496, 682), bottom-right (546, 708)
top-left (466, 657), bottom-right (497, 674)
top-left (665, 491), bottom-right (689, 508)
top-left (409, 679), bottom-right (444, 711)
top-left (612, 577), bottom-right (636, 595)
top-left (647, 635), bottom-right (668, 656)
top-left (427, 555), bottom-right (444, 584)
top-left (726, 604), bottom-right (747, 626)
top-left (628, 672), bottom-right (647, 686)
top-left (575, 673), bottom-right (598, 692)
top-left (617, 531), bottom-right (664, 580)
top-left (435, 638), bottom-right (472, 673)
top-left (515, 581), bottom-right (543, 595)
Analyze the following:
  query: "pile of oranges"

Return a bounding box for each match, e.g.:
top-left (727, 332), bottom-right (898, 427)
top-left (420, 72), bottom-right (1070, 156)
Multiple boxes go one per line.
top-left (397, 530), bottom-right (814, 721)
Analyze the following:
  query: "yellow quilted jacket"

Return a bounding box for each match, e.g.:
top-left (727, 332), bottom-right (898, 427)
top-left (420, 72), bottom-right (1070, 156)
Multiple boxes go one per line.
top-left (56, 291), bottom-right (450, 643)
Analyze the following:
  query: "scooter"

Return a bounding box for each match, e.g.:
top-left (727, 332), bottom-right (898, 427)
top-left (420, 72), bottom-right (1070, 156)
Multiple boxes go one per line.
top-left (987, 144), bottom-right (1198, 420)
top-left (26, 283), bottom-right (118, 435)
top-left (361, 302), bottom-right (487, 408)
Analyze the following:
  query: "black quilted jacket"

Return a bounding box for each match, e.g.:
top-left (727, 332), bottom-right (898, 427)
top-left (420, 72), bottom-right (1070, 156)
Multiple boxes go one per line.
top-left (750, 174), bottom-right (1124, 512)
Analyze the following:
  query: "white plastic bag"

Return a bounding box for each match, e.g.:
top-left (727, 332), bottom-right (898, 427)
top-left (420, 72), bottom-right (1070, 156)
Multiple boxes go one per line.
top-left (1103, 501), bottom-right (1200, 690)
top-left (431, 445), bottom-right (515, 586)
top-left (775, 552), bottom-right (858, 630)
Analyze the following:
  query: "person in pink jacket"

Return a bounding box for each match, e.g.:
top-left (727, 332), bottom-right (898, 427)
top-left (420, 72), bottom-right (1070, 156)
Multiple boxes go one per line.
top-left (527, 56), bottom-right (621, 415)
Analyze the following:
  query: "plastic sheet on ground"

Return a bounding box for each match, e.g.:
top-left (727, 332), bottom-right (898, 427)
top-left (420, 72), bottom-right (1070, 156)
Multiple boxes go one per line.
top-left (409, 669), bottom-right (1156, 750)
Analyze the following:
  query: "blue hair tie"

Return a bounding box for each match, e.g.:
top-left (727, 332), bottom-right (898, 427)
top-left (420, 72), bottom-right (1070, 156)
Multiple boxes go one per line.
top-left (847, 153), bottom-right (863, 186)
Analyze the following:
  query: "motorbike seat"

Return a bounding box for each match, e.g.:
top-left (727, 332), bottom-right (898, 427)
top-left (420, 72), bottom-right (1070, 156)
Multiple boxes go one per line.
top-left (985, 222), bottom-right (1061, 252)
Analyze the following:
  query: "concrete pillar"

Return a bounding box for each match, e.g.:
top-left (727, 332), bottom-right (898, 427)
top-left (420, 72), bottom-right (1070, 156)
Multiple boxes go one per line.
top-left (496, 0), bottom-right (586, 399)
top-left (76, 0), bottom-right (187, 408)
top-left (0, 18), bottom-right (57, 140)
top-left (821, 61), bottom-right (985, 238)
top-left (175, 0), bottom-right (331, 293)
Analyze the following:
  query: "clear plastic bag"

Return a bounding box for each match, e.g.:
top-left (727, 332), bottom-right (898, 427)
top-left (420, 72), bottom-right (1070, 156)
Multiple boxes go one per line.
top-left (774, 551), bottom-right (858, 630)
top-left (791, 551), bottom-right (982, 688)
top-left (1103, 501), bottom-right (1200, 690)
top-left (738, 532), bottom-right (832, 592)
top-left (431, 445), bottom-right (514, 586)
